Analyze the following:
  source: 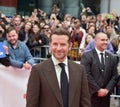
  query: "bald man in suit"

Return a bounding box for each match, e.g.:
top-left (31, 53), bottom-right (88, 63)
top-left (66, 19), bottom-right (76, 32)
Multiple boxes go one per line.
top-left (81, 32), bottom-right (118, 107)
top-left (26, 27), bottom-right (91, 107)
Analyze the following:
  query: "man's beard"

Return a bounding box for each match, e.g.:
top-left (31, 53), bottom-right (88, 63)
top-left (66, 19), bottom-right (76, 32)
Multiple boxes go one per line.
top-left (9, 40), bottom-right (18, 46)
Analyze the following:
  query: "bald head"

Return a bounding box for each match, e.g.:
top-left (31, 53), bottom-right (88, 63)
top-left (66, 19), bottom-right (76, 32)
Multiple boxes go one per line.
top-left (95, 32), bottom-right (108, 39)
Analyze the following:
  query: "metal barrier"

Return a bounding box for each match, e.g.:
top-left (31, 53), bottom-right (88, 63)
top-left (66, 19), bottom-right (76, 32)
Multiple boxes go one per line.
top-left (30, 45), bottom-right (81, 62)
top-left (110, 94), bottom-right (120, 107)
top-left (30, 45), bottom-right (50, 63)
top-left (30, 45), bottom-right (120, 63)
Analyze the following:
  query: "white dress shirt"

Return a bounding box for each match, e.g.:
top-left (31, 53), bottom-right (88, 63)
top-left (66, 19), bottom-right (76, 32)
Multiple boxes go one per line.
top-left (51, 55), bottom-right (69, 88)
top-left (95, 48), bottom-right (105, 63)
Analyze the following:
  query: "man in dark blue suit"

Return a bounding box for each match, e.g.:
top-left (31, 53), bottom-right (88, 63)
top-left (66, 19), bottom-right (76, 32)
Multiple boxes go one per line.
top-left (81, 32), bottom-right (118, 107)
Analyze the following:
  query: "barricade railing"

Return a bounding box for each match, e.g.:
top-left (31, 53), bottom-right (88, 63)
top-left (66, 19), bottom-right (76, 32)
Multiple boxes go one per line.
top-left (30, 45), bottom-right (50, 62)
top-left (30, 45), bottom-right (81, 62)
top-left (30, 45), bottom-right (120, 63)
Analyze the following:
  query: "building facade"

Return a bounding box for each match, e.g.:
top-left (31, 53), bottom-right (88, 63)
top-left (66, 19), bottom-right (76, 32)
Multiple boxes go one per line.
top-left (0, 0), bottom-right (120, 17)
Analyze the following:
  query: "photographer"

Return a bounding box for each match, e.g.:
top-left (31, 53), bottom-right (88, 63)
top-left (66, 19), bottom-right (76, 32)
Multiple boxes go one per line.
top-left (50, 3), bottom-right (61, 20)
top-left (37, 8), bottom-right (46, 20)
top-left (80, 7), bottom-right (94, 16)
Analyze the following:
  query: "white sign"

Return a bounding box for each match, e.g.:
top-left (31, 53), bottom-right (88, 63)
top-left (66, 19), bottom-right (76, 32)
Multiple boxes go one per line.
top-left (0, 65), bottom-right (30, 107)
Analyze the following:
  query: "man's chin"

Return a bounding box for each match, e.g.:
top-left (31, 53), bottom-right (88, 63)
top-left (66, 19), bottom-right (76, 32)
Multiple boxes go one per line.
top-left (10, 43), bottom-right (16, 45)
top-left (55, 55), bottom-right (65, 60)
top-left (9, 41), bottom-right (17, 45)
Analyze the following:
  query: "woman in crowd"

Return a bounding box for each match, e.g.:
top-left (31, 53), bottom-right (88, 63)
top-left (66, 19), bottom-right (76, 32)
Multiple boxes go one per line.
top-left (18, 21), bottom-right (32, 45)
top-left (0, 24), bottom-right (6, 42)
top-left (28, 23), bottom-right (47, 62)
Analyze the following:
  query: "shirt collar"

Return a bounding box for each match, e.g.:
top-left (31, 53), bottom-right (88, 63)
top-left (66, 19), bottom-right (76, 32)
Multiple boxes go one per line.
top-left (52, 55), bottom-right (68, 66)
top-left (9, 41), bottom-right (19, 49)
top-left (95, 48), bottom-right (105, 55)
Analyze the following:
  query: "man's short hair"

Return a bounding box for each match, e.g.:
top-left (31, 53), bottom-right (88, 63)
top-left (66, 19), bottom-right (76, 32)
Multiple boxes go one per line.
top-left (50, 27), bottom-right (71, 43)
top-left (7, 26), bottom-right (16, 33)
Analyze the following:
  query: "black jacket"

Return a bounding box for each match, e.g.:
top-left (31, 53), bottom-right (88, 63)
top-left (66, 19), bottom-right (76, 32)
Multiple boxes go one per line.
top-left (0, 55), bottom-right (10, 66)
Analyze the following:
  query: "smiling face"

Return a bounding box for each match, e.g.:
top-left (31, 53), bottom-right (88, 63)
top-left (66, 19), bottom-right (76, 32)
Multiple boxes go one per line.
top-left (74, 19), bottom-right (80, 29)
top-left (25, 22), bottom-right (32, 31)
top-left (50, 34), bottom-right (72, 62)
top-left (32, 24), bottom-right (40, 34)
top-left (86, 34), bottom-right (93, 44)
top-left (94, 32), bottom-right (108, 52)
top-left (7, 29), bottom-right (18, 45)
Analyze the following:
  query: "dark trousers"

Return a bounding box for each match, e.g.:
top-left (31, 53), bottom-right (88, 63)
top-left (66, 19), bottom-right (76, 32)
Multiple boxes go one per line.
top-left (91, 93), bottom-right (110, 107)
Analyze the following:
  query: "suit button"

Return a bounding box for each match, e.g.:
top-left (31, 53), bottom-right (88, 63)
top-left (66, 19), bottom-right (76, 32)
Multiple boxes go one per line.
top-left (101, 69), bottom-right (104, 72)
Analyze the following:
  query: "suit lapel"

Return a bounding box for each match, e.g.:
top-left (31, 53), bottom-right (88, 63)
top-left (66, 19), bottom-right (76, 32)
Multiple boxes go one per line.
top-left (93, 49), bottom-right (104, 76)
top-left (43, 59), bottom-right (63, 106)
top-left (93, 49), bottom-right (100, 65)
top-left (104, 52), bottom-right (110, 76)
top-left (68, 61), bottom-right (79, 107)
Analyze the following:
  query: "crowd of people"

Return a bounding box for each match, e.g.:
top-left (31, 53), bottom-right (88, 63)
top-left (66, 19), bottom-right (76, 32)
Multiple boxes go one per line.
top-left (0, 4), bottom-right (120, 61)
top-left (0, 3), bottom-right (120, 107)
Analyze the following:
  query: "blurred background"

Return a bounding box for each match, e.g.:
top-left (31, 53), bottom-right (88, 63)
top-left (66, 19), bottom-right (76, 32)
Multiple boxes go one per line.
top-left (0, 0), bottom-right (119, 18)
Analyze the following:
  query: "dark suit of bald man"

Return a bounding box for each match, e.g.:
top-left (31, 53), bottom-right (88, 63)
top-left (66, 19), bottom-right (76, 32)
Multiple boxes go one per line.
top-left (81, 49), bottom-right (118, 107)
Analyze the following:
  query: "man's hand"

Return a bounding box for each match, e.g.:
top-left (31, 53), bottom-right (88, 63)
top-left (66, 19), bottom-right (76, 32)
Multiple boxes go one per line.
top-left (23, 62), bottom-right (32, 70)
top-left (97, 89), bottom-right (109, 97)
top-left (3, 45), bottom-right (9, 54)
